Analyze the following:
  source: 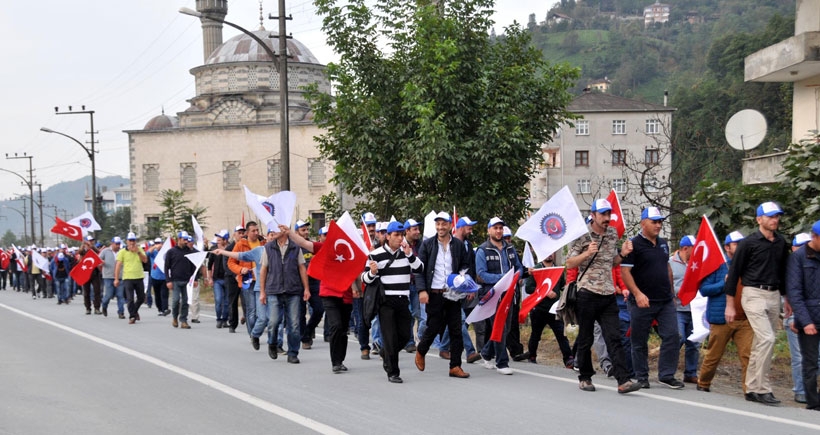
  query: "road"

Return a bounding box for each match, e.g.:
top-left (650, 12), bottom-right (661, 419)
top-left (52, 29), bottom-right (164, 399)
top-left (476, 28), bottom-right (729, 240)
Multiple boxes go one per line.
top-left (1, 290), bottom-right (819, 435)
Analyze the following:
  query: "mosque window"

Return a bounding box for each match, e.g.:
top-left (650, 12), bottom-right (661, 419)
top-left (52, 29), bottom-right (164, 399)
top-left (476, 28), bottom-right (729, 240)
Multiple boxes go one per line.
top-left (180, 163), bottom-right (197, 192)
top-left (268, 159), bottom-right (281, 191)
top-left (248, 66), bottom-right (258, 90)
top-left (223, 161), bottom-right (241, 190)
top-left (308, 158), bottom-right (325, 187)
top-left (143, 164), bottom-right (159, 192)
top-left (228, 68), bottom-right (238, 91)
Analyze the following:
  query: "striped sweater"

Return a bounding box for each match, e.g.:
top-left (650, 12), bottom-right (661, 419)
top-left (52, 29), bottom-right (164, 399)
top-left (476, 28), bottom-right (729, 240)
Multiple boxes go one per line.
top-left (361, 245), bottom-right (423, 296)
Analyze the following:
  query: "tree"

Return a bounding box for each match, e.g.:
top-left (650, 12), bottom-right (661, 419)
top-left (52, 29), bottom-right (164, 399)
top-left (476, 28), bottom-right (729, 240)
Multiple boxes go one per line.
top-left (98, 207), bottom-right (132, 241)
top-left (156, 190), bottom-right (208, 236)
top-left (308, 0), bottom-right (579, 224)
top-left (1, 229), bottom-right (17, 247)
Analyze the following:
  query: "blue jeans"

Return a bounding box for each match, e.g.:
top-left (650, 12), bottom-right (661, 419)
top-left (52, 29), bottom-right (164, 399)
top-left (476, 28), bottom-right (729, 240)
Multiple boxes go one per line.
top-left (213, 279), bottom-right (228, 321)
top-left (171, 281), bottom-right (189, 322)
top-left (417, 303), bottom-right (428, 340)
top-left (102, 278), bottom-right (126, 314)
top-left (270, 294), bottom-right (301, 356)
top-left (371, 316), bottom-right (383, 348)
top-left (629, 298), bottom-right (680, 381)
top-left (251, 292), bottom-right (270, 339)
top-left (55, 277), bottom-right (69, 302)
top-left (407, 287), bottom-right (420, 346)
top-left (480, 313), bottom-right (510, 369)
top-left (242, 288), bottom-right (256, 336)
top-left (677, 311), bottom-right (700, 378)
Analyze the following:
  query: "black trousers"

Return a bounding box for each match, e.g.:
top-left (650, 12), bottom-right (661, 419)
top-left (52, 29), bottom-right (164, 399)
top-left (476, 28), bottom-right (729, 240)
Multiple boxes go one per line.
top-left (528, 306), bottom-right (573, 363)
top-left (124, 279), bottom-right (145, 319)
top-left (225, 275), bottom-right (241, 328)
top-left (150, 278), bottom-right (167, 312)
top-left (575, 290), bottom-right (631, 384)
top-left (322, 296), bottom-right (352, 366)
top-left (506, 300), bottom-right (524, 356)
top-left (799, 330), bottom-right (820, 409)
top-left (83, 275), bottom-right (102, 310)
top-left (418, 293), bottom-right (464, 368)
top-left (378, 295), bottom-right (411, 377)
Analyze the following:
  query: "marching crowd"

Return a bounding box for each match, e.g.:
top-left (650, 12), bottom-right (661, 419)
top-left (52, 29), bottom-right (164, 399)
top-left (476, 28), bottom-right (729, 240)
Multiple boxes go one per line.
top-left (1, 199), bottom-right (819, 409)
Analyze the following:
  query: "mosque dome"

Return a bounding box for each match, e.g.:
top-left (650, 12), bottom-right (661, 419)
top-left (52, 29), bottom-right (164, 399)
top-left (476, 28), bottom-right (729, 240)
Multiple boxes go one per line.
top-left (143, 113), bottom-right (179, 130)
top-left (205, 29), bottom-right (322, 65)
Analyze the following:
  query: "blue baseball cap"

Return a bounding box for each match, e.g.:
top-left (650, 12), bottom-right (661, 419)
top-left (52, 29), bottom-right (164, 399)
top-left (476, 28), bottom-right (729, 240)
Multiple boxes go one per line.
top-left (812, 220), bottom-right (820, 236)
top-left (362, 212), bottom-right (377, 225)
top-left (680, 235), bottom-right (695, 247)
top-left (434, 211), bottom-right (451, 222)
top-left (756, 201), bottom-right (784, 217)
top-left (318, 225), bottom-right (329, 236)
top-left (456, 217), bottom-right (477, 229)
top-left (487, 217), bottom-right (505, 228)
top-left (386, 221), bottom-right (405, 234)
top-left (640, 207), bottom-right (665, 221)
top-left (294, 220), bottom-right (309, 230)
top-left (590, 199), bottom-right (612, 213)
top-left (724, 231), bottom-right (744, 245)
top-left (404, 219), bottom-right (420, 230)
top-left (793, 233), bottom-right (811, 247)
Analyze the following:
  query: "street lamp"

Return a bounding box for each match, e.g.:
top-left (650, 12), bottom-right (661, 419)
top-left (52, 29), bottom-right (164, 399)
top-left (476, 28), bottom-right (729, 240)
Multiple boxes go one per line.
top-left (0, 162), bottom-right (35, 245)
top-left (40, 127), bottom-right (98, 216)
top-left (179, 6), bottom-right (290, 191)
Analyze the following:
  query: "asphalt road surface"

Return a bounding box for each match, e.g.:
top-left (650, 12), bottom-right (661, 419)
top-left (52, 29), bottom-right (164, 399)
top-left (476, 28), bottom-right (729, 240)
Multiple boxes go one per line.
top-left (1, 290), bottom-right (819, 435)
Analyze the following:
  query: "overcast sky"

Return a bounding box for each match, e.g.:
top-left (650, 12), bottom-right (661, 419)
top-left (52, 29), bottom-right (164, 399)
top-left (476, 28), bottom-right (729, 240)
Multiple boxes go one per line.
top-left (0, 0), bottom-right (548, 198)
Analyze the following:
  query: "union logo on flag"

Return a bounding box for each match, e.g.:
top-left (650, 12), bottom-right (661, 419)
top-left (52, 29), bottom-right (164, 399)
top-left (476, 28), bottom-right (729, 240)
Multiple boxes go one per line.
top-left (79, 218), bottom-right (92, 228)
top-left (540, 213), bottom-right (567, 240)
top-left (262, 201), bottom-right (275, 215)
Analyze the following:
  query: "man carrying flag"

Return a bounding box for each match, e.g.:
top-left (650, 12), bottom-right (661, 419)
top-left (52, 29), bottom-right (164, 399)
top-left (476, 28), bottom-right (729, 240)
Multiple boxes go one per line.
top-left (476, 217), bottom-right (524, 376)
top-left (670, 235), bottom-right (700, 384)
top-left (567, 199), bottom-right (641, 394)
top-left (520, 255), bottom-right (573, 367)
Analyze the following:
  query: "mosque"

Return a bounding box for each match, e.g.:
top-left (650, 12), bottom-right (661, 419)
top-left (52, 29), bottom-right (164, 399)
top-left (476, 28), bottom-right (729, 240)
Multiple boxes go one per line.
top-left (125, 0), bottom-right (333, 235)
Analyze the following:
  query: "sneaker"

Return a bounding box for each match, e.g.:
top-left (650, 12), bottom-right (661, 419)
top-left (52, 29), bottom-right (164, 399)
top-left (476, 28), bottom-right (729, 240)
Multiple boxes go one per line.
top-left (371, 344), bottom-right (381, 355)
top-left (118, 313), bottom-right (126, 319)
top-left (482, 358), bottom-right (496, 370)
top-left (658, 378), bottom-right (685, 389)
top-left (618, 381), bottom-right (642, 394)
top-left (94, 309), bottom-right (102, 315)
top-left (512, 352), bottom-right (530, 362)
top-left (277, 346), bottom-right (286, 354)
top-left (497, 367), bottom-right (513, 375)
top-left (638, 380), bottom-right (651, 389)
top-left (579, 379), bottom-right (596, 391)
top-left (404, 343), bottom-right (417, 353)
top-left (602, 365), bottom-right (614, 377)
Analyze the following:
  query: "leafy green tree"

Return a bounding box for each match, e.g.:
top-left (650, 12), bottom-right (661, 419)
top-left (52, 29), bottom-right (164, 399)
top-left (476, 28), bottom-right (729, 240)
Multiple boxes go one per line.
top-left (1, 229), bottom-right (17, 247)
top-left (156, 190), bottom-right (208, 236)
top-left (96, 207), bottom-right (132, 242)
top-left (308, 0), bottom-right (578, 224)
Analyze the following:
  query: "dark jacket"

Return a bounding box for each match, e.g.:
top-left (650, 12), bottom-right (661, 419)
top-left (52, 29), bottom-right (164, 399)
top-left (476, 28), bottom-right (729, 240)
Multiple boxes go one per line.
top-left (414, 235), bottom-right (469, 291)
top-left (699, 260), bottom-right (730, 325)
top-left (164, 245), bottom-right (197, 282)
top-left (787, 245), bottom-right (820, 329)
top-left (264, 241), bottom-right (303, 296)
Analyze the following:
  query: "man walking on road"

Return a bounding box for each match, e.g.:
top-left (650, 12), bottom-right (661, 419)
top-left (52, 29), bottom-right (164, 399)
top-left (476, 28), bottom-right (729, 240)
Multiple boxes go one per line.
top-left (165, 231), bottom-right (197, 329)
top-left (725, 202), bottom-right (790, 406)
top-left (115, 233), bottom-right (148, 324)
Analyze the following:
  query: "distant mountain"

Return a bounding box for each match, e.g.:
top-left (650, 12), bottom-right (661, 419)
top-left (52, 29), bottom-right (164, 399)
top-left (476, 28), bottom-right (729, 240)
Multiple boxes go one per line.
top-left (0, 175), bottom-right (128, 244)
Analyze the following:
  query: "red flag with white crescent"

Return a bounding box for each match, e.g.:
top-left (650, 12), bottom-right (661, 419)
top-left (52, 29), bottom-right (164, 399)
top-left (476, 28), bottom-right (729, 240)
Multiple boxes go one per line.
top-left (69, 249), bottom-right (103, 286)
top-left (518, 267), bottom-right (564, 323)
top-left (50, 217), bottom-right (83, 241)
top-left (308, 220), bottom-right (367, 291)
top-left (361, 219), bottom-right (373, 252)
top-left (606, 189), bottom-right (625, 238)
top-left (678, 216), bottom-right (726, 306)
top-left (490, 271), bottom-right (521, 342)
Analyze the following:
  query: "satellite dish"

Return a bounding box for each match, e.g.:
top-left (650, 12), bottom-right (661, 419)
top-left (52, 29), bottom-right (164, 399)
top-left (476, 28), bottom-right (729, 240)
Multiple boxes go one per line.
top-left (725, 109), bottom-right (767, 151)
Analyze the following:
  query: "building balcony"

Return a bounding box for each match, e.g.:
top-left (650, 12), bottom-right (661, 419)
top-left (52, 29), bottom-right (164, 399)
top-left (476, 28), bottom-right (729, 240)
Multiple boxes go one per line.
top-left (741, 151), bottom-right (788, 185)
top-left (745, 32), bottom-right (820, 82)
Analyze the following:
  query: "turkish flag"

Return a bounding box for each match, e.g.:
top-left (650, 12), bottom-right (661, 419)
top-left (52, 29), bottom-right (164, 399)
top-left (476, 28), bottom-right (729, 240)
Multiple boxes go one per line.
top-left (308, 220), bottom-right (367, 291)
top-left (606, 189), bottom-right (626, 238)
top-left (69, 249), bottom-right (103, 286)
top-left (0, 250), bottom-right (9, 269)
top-left (490, 271), bottom-right (521, 342)
top-left (518, 267), bottom-right (564, 323)
top-left (678, 216), bottom-right (726, 306)
top-left (50, 217), bottom-right (83, 241)
top-left (361, 220), bottom-right (373, 252)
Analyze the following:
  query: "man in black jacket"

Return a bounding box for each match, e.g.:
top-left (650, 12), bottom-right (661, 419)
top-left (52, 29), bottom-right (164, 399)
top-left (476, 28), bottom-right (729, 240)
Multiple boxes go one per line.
top-left (165, 231), bottom-right (197, 329)
top-left (414, 212), bottom-right (471, 378)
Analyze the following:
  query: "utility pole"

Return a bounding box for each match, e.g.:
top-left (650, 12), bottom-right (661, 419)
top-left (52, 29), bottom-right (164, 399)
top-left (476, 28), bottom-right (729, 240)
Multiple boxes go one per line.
top-left (35, 182), bottom-right (44, 246)
top-left (54, 106), bottom-right (98, 216)
top-left (270, 0), bottom-right (292, 191)
top-left (5, 153), bottom-right (35, 246)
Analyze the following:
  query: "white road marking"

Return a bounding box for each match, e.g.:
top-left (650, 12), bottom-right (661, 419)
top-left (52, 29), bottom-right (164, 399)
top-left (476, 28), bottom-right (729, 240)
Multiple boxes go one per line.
top-left (1, 303), bottom-right (347, 435)
top-left (513, 368), bottom-right (820, 431)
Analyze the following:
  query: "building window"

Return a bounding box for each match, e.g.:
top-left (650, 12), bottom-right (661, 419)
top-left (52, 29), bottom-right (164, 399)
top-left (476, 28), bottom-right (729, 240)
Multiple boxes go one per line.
top-left (577, 179), bottom-right (591, 194)
top-left (645, 149), bottom-right (660, 165)
top-left (143, 164), bottom-right (159, 192)
top-left (545, 150), bottom-right (559, 168)
top-left (223, 161), bottom-right (241, 191)
top-left (575, 120), bottom-right (589, 136)
top-left (612, 150), bottom-right (627, 166)
top-left (267, 159), bottom-right (281, 192)
top-left (575, 150), bottom-right (589, 167)
top-left (311, 212), bottom-right (326, 233)
top-left (612, 178), bottom-right (627, 193)
top-left (307, 158), bottom-right (325, 188)
top-left (180, 163), bottom-right (197, 192)
top-left (612, 120), bottom-right (626, 135)
top-left (646, 119), bottom-right (661, 135)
